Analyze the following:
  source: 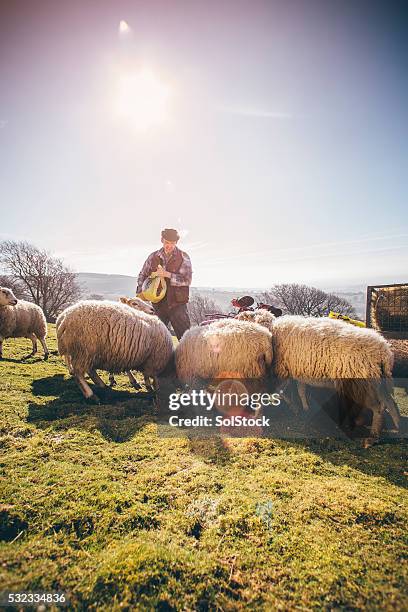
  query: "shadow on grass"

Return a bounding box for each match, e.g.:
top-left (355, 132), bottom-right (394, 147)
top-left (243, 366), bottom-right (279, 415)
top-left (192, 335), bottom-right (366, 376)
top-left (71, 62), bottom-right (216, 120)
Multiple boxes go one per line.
top-left (187, 436), bottom-right (232, 465)
top-left (27, 374), bottom-right (157, 443)
top-left (1, 356), bottom-right (45, 364)
top-left (280, 387), bottom-right (408, 489)
top-left (294, 434), bottom-right (408, 488)
top-left (26, 375), bottom-right (407, 478)
top-left (245, 386), bottom-right (408, 488)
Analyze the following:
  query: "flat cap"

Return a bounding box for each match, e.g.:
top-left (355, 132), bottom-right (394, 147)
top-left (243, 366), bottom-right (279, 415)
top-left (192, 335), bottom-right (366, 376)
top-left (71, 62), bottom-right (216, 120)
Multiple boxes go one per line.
top-left (161, 228), bottom-right (180, 241)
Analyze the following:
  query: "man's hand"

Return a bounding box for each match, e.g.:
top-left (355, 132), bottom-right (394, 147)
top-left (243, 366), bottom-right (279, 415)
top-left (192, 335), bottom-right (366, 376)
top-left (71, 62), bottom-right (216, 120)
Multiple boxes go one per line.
top-left (156, 264), bottom-right (171, 279)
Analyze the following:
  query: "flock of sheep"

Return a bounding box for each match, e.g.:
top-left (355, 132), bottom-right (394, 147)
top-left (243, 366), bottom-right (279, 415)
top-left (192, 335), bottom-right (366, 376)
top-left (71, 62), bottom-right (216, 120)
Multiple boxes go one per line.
top-left (0, 285), bottom-right (402, 447)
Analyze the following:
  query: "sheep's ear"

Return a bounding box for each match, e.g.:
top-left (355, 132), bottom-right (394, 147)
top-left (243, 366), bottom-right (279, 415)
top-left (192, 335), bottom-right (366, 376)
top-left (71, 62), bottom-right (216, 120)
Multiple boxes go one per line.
top-left (119, 297), bottom-right (128, 304)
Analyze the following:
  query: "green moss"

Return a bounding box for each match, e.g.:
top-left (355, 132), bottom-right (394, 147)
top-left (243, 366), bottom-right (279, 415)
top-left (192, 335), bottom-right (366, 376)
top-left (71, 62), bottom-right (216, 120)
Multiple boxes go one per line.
top-left (0, 326), bottom-right (407, 609)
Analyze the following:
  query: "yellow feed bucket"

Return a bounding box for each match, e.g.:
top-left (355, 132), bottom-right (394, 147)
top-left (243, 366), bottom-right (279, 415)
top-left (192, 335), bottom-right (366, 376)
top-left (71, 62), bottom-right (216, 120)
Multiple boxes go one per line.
top-left (137, 275), bottom-right (167, 303)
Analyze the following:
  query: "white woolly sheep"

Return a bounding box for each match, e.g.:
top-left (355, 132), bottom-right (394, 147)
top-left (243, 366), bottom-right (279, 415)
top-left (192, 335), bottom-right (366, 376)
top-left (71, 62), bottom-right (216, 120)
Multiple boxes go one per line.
top-left (237, 309), bottom-right (400, 444)
top-left (175, 318), bottom-right (273, 383)
top-left (236, 309), bottom-right (276, 333)
top-left (56, 298), bottom-right (173, 403)
top-left (0, 287), bottom-right (49, 360)
top-left (107, 297), bottom-right (157, 391)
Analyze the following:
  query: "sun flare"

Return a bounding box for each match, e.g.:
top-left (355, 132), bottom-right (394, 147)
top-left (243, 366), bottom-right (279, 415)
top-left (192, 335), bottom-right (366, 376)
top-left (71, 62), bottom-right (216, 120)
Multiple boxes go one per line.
top-left (114, 68), bottom-right (170, 131)
top-left (118, 20), bottom-right (130, 34)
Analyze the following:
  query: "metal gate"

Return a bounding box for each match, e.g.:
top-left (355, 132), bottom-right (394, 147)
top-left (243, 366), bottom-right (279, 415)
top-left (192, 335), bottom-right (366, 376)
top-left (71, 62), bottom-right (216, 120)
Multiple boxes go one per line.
top-left (366, 283), bottom-right (408, 338)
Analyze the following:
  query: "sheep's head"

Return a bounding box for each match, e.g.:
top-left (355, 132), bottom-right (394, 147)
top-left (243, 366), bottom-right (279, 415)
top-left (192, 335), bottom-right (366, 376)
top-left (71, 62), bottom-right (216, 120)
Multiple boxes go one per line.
top-left (236, 309), bottom-right (275, 332)
top-left (0, 287), bottom-right (18, 307)
top-left (120, 296), bottom-right (155, 315)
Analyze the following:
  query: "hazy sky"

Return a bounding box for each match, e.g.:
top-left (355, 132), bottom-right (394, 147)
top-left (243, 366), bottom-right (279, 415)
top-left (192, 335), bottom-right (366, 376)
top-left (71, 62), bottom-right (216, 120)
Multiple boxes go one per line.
top-left (1, 0), bottom-right (407, 287)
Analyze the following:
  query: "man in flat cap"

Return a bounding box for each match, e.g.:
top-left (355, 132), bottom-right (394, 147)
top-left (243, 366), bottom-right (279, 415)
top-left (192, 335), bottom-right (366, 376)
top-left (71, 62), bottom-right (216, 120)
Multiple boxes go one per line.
top-left (136, 228), bottom-right (192, 339)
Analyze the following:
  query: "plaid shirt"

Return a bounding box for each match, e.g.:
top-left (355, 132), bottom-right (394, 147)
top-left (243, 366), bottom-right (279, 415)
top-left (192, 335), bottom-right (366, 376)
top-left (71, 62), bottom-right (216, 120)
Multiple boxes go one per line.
top-left (136, 247), bottom-right (192, 294)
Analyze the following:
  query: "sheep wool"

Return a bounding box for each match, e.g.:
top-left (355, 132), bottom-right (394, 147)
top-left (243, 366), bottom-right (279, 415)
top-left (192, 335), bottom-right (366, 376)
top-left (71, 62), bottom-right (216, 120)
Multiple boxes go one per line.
top-left (56, 300), bottom-right (173, 400)
top-left (175, 318), bottom-right (273, 383)
top-left (237, 310), bottom-right (399, 443)
top-left (238, 310), bottom-right (393, 378)
top-left (270, 315), bottom-right (393, 379)
top-left (388, 338), bottom-right (408, 378)
top-left (236, 309), bottom-right (275, 333)
top-left (0, 287), bottom-right (48, 359)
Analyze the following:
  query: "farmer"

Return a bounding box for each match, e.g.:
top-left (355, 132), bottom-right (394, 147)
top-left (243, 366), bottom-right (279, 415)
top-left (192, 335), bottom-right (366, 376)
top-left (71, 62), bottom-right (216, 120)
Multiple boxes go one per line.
top-left (136, 228), bottom-right (192, 339)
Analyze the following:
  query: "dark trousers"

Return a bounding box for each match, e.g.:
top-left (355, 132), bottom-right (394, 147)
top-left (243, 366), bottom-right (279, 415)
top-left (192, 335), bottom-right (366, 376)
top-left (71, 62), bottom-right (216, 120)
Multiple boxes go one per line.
top-left (154, 301), bottom-right (191, 340)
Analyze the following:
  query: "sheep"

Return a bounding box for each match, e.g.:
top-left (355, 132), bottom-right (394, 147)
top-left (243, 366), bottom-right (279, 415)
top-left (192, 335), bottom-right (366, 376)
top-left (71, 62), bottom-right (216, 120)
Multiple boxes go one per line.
top-left (0, 287), bottom-right (49, 360)
top-left (236, 309), bottom-right (275, 333)
top-left (56, 296), bottom-right (153, 391)
top-left (56, 298), bottom-right (173, 403)
top-left (388, 338), bottom-right (408, 379)
top-left (119, 295), bottom-right (155, 315)
top-left (237, 309), bottom-right (400, 445)
top-left (175, 318), bottom-right (273, 384)
top-left (107, 297), bottom-right (157, 391)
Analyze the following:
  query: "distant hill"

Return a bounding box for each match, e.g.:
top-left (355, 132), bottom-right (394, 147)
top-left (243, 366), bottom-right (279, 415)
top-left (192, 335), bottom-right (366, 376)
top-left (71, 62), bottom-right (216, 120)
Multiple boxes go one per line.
top-left (77, 273), bottom-right (137, 300)
top-left (77, 273), bottom-right (367, 318)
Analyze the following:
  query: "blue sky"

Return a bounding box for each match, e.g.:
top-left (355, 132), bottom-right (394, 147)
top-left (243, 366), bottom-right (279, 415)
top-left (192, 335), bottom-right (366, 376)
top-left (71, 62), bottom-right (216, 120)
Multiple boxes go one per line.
top-left (0, 0), bottom-right (407, 287)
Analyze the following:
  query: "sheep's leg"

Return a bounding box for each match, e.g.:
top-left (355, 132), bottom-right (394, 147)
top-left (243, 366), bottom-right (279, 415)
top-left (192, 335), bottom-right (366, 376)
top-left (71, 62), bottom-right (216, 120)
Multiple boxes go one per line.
top-left (0, 338), bottom-right (3, 359)
top-left (371, 406), bottom-right (385, 439)
top-left (29, 333), bottom-right (37, 356)
top-left (108, 373), bottom-right (117, 387)
top-left (151, 376), bottom-right (160, 410)
top-left (88, 369), bottom-right (107, 388)
top-left (39, 337), bottom-right (49, 360)
top-left (297, 382), bottom-right (310, 411)
top-left (22, 333), bottom-right (37, 359)
top-left (143, 374), bottom-right (155, 393)
top-left (382, 378), bottom-right (400, 432)
top-left (147, 375), bottom-right (159, 393)
top-left (282, 380), bottom-right (309, 414)
top-left (277, 379), bottom-right (298, 415)
top-left (386, 396), bottom-right (400, 432)
top-left (74, 372), bottom-right (100, 403)
top-left (64, 355), bottom-right (74, 374)
top-left (362, 405), bottom-right (384, 448)
top-left (127, 371), bottom-right (142, 390)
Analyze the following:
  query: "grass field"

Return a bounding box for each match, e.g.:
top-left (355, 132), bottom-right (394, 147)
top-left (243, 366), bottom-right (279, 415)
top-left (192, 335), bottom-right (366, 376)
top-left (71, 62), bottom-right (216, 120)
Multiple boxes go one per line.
top-left (1, 325), bottom-right (407, 610)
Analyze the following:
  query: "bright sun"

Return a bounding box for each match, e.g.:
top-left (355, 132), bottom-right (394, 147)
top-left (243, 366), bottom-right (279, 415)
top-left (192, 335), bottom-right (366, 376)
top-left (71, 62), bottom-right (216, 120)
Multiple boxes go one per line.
top-left (114, 68), bottom-right (170, 131)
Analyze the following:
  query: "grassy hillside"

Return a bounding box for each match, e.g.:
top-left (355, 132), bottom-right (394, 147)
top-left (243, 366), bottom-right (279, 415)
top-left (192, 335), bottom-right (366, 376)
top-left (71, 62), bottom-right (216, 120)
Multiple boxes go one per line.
top-left (0, 326), bottom-right (407, 610)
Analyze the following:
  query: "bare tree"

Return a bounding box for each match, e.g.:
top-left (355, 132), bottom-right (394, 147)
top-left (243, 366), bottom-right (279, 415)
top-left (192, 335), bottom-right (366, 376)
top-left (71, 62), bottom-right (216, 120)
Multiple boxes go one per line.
top-left (0, 241), bottom-right (81, 321)
top-left (188, 294), bottom-right (224, 325)
top-left (88, 293), bottom-right (104, 300)
top-left (0, 274), bottom-right (26, 298)
top-left (325, 292), bottom-right (356, 317)
top-left (259, 283), bottom-right (356, 317)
